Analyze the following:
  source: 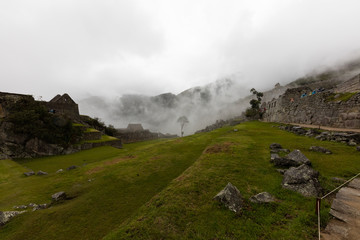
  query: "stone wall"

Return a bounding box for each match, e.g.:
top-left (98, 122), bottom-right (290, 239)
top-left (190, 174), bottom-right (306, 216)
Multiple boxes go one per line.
top-left (115, 130), bottom-right (159, 143)
top-left (263, 87), bottom-right (360, 129)
top-left (336, 74), bottom-right (360, 93)
top-left (46, 102), bottom-right (80, 120)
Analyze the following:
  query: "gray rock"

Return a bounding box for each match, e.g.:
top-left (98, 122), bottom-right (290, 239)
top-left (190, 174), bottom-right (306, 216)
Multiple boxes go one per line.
top-left (282, 164), bottom-right (322, 197)
top-left (32, 203), bottom-right (49, 211)
top-left (250, 192), bottom-right (276, 203)
top-left (66, 165), bottom-right (78, 171)
top-left (270, 148), bottom-right (290, 153)
top-left (28, 203), bottom-right (38, 208)
top-left (213, 182), bottom-right (243, 213)
top-left (0, 211), bottom-right (26, 226)
top-left (357, 146), bottom-right (360, 151)
top-left (56, 169), bottom-right (64, 173)
top-left (269, 143), bottom-right (282, 150)
top-left (24, 171), bottom-right (35, 177)
top-left (13, 205), bottom-right (27, 210)
top-left (276, 169), bottom-right (286, 175)
top-left (270, 154), bottom-right (279, 162)
top-left (286, 149), bottom-right (311, 166)
top-left (37, 170), bottom-right (48, 176)
top-left (233, 129), bottom-right (238, 132)
top-left (52, 191), bottom-right (67, 202)
top-left (348, 140), bottom-right (357, 146)
top-left (309, 146), bottom-right (332, 154)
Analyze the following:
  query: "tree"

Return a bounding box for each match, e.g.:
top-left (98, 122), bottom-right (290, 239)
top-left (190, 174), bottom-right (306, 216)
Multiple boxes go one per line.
top-left (245, 88), bottom-right (264, 119)
top-left (177, 116), bottom-right (189, 137)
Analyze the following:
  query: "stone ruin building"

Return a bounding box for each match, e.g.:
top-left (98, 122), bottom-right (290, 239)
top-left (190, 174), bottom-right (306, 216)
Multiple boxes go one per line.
top-left (262, 74), bottom-right (360, 129)
top-left (116, 123), bottom-right (159, 143)
top-left (46, 93), bottom-right (80, 120)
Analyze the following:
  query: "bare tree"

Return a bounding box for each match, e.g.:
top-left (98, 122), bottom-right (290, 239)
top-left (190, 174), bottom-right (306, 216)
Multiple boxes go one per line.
top-left (177, 116), bottom-right (189, 137)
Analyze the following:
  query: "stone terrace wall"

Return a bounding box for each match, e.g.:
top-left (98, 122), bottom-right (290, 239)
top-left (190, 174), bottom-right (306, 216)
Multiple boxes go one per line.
top-left (335, 74), bottom-right (360, 93)
top-left (263, 87), bottom-right (360, 129)
top-left (116, 130), bottom-right (159, 143)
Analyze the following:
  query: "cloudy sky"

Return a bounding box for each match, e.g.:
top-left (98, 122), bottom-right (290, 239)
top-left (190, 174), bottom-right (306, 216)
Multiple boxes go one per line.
top-left (1, 0), bottom-right (360, 101)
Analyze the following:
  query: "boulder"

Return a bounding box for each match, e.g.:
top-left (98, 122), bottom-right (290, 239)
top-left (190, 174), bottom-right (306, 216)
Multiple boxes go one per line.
top-left (357, 146), bottom-right (360, 152)
top-left (250, 192), bottom-right (276, 203)
top-left (0, 211), bottom-right (26, 226)
top-left (286, 150), bottom-right (311, 166)
top-left (276, 169), bottom-right (286, 175)
top-left (270, 143), bottom-right (282, 150)
top-left (67, 165), bottom-right (78, 171)
top-left (213, 182), bottom-right (243, 213)
top-left (52, 191), bottom-right (67, 202)
top-left (24, 171), bottom-right (35, 177)
top-left (270, 154), bottom-right (279, 162)
top-left (282, 164), bottom-right (322, 197)
top-left (309, 146), bottom-right (332, 154)
top-left (37, 170), bottom-right (48, 176)
top-left (348, 140), bottom-right (357, 146)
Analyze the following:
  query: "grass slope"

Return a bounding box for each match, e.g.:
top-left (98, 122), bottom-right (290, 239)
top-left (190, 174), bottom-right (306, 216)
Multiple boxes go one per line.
top-left (0, 121), bottom-right (359, 239)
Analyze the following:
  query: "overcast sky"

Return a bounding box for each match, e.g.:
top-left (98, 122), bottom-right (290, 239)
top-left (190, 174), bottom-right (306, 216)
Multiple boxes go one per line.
top-left (1, 0), bottom-right (360, 101)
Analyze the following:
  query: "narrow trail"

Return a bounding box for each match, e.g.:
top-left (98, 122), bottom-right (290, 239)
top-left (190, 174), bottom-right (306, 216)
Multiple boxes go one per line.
top-left (321, 178), bottom-right (360, 240)
top-left (285, 123), bottom-right (360, 133)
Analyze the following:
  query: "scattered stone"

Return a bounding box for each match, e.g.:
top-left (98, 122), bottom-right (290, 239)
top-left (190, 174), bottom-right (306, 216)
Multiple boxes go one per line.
top-left (357, 146), bottom-right (360, 151)
top-left (276, 169), bottom-right (286, 175)
top-left (37, 170), bottom-right (48, 176)
top-left (51, 191), bottom-right (67, 202)
top-left (33, 203), bottom-right (49, 211)
top-left (250, 192), bottom-right (276, 203)
top-left (233, 129), bottom-right (238, 132)
top-left (270, 154), bottom-right (279, 162)
top-left (286, 150), bottom-right (311, 166)
top-left (348, 139), bottom-right (357, 146)
top-left (309, 146), bottom-right (332, 154)
top-left (13, 205), bottom-right (27, 210)
top-left (0, 211), bottom-right (26, 226)
top-left (23, 171), bottom-right (35, 177)
top-left (282, 164), bottom-right (322, 197)
top-left (56, 169), bottom-right (64, 173)
top-left (28, 203), bottom-right (38, 208)
top-left (66, 165), bottom-right (78, 171)
top-left (213, 182), bottom-right (243, 213)
top-left (269, 143), bottom-right (282, 150)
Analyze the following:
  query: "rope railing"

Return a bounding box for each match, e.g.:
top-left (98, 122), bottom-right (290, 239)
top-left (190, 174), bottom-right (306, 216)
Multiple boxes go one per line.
top-left (316, 173), bottom-right (360, 239)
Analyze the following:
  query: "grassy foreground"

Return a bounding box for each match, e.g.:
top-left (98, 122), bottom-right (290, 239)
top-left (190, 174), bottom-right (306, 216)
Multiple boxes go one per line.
top-left (0, 121), bottom-right (359, 239)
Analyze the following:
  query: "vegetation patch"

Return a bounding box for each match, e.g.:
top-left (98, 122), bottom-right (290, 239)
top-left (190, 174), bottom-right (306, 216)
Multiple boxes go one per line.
top-left (326, 92), bottom-right (357, 102)
top-left (204, 142), bottom-right (235, 154)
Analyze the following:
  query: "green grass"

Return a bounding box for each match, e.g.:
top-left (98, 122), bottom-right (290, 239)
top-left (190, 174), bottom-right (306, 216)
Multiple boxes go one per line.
top-left (326, 92), bottom-right (357, 102)
top-left (84, 128), bottom-right (99, 133)
top-left (85, 135), bottom-right (118, 143)
top-left (1, 121), bottom-right (359, 240)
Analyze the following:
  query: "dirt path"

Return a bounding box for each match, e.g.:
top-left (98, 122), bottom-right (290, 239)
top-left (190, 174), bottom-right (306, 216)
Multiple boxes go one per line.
top-left (286, 123), bottom-right (360, 133)
top-left (321, 178), bottom-right (360, 240)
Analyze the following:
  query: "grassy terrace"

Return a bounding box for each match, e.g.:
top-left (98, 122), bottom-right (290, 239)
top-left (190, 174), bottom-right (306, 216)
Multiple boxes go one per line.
top-left (0, 121), bottom-right (359, 239)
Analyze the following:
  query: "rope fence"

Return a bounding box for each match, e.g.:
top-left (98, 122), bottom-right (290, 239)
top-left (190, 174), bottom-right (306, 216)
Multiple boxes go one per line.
top-left (316, 172), bottom-right (360, 239)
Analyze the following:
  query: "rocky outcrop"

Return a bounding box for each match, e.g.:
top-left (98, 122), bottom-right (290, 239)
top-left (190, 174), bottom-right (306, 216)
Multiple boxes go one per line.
top-left (282, 164), bottom-right (322, 197)
top-left (213, 182), bottom-right (243, 213)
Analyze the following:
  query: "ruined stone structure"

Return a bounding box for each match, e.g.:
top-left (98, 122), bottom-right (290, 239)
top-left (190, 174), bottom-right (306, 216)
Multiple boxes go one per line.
top-left (117, 124), bottom-right (159, 143)
top-left (0, 92), bottom-right (32, 119)
top-left (263, 86), bottom-right (360, 129)
top-left (46, 93), bottom-right (80, 120)
top-left (335, 73), bottom-right (360, 93)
